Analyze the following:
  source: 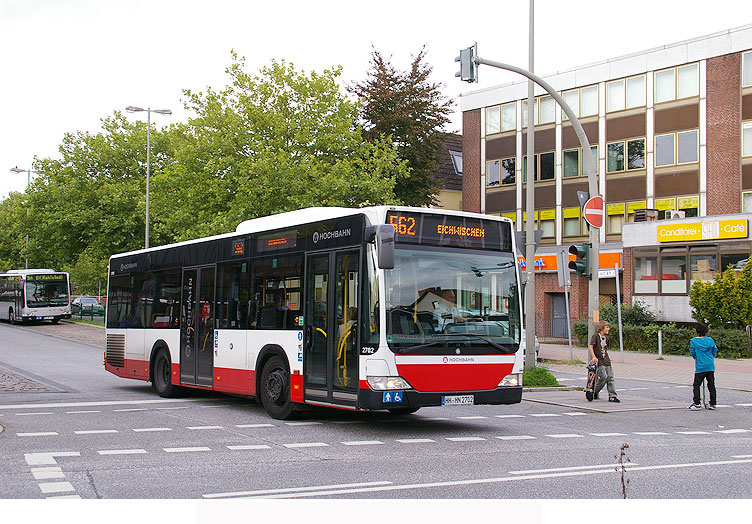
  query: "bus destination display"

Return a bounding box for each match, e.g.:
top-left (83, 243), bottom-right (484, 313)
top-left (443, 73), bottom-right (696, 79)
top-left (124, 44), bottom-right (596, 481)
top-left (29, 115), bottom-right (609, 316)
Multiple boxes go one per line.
top-left (386, 211), bottom-right (511, 251)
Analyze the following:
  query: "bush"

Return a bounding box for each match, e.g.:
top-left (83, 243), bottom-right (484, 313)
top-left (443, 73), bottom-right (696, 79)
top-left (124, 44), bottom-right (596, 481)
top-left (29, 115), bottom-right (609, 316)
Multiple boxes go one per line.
top-left (600, 300), bottom-right (656, 327)
top-left (708, 328), bottom-right (752, 359)
top-left (523, 366), bottom-right (560, 387)
top-left (690, 259), bottom-right (752, 329)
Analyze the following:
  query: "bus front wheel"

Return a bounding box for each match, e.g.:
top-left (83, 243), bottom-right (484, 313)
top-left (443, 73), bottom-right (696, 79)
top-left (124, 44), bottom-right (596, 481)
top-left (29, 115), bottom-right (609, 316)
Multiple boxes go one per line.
top-left (260, 355), bottom-right (298, 420)
top-left (153, 349), bottom-right (182, 398)
top-left (9, 308), bottom-right (18, 325)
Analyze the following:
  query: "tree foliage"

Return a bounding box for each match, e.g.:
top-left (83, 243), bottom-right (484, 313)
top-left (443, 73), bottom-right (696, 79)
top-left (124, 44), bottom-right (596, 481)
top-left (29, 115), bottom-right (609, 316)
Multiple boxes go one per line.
top-left (349, 46), bottom-right (453, 206)
top-left (689, 259), bottom-right (752, 329)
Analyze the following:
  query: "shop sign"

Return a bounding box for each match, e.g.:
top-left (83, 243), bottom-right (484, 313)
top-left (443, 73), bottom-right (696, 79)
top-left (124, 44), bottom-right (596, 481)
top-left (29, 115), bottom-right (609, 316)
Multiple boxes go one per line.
top-left (657, 218), bottom-right (748, 242)
top-left (655, 198), bottom-right (676, 211)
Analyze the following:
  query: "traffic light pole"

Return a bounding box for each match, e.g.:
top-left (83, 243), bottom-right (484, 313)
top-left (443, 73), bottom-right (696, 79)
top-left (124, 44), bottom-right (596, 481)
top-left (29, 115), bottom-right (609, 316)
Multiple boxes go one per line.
top-left (469, 55), bottom-right (601, 342)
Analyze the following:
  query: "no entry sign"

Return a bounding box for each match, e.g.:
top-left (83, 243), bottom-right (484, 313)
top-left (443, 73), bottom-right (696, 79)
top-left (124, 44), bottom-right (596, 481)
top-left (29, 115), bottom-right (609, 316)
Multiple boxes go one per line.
top-left (583, 195), bottom-right (605, 228)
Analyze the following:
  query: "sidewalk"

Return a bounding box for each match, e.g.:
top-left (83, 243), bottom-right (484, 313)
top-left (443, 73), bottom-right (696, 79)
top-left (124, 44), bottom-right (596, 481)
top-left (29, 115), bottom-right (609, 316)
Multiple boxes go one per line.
top-left (539, 342), bottom-right (752, 391)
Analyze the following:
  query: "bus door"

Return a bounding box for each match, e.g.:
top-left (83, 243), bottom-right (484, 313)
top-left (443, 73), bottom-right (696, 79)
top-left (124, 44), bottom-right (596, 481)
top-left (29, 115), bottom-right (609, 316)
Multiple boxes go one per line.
top-left (180, 265), bottom-right (216, 387)
top-left (304, 249), bottom-right (360, 407)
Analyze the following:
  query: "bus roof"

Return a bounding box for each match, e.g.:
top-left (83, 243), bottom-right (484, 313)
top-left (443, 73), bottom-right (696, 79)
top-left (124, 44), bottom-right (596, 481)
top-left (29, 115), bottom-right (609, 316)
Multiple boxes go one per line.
top-left (0, 269), bottom-right (66, 276)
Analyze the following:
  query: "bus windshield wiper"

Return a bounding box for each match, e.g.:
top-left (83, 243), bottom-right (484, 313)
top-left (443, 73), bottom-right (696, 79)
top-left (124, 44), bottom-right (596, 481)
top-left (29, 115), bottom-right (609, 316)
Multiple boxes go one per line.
top-left (439, 333), bottom-right (511, 353)
top-left (397, 340), bottom-right (448, 354)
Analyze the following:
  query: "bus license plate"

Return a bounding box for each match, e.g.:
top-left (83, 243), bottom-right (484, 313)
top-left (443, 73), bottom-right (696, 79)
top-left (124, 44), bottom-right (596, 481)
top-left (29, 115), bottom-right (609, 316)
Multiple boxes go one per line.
top-left (442, 395), bottom-right (474, 406)
top-left (36, 316), bottom-right (53, 320)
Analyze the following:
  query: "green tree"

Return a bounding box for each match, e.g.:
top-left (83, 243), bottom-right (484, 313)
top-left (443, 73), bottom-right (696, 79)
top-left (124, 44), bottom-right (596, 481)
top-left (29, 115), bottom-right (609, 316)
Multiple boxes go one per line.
top-left (349, 46), bottom-right (454, 206)
top-left (689, 259), bottom-right (752, 329)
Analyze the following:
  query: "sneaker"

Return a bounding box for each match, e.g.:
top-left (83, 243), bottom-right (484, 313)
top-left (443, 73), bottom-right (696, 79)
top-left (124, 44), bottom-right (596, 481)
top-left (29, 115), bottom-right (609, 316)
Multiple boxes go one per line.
top-left (687, 403), bottom-right (702, 410)
top-left (593, 393), bottom-right (599, 400)
top-left (706, 404), bottom-right (716, 410)
top-left (609, 397), bottom-right (620, 403)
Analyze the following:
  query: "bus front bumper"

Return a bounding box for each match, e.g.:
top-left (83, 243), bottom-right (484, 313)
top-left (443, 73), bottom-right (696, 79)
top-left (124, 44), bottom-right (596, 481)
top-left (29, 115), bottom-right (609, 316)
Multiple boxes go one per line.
top-left (358, 386), bottom-right (523, 411)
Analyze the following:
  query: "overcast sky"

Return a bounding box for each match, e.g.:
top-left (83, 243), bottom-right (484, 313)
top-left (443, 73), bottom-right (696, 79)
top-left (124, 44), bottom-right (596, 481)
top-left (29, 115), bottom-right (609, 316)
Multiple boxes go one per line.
top-left (1, 0), bottom-right (748, 200)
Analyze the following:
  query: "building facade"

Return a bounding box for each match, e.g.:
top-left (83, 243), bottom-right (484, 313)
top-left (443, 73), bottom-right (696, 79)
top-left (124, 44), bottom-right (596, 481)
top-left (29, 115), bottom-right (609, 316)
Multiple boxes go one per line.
top-left (459, 25), bottom-right (752, 331)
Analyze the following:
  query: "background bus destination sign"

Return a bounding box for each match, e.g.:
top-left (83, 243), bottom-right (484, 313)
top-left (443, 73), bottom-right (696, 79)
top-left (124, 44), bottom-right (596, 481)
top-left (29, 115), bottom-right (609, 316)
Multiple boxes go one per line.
top-left (386, 211), bottom-right (511, 251)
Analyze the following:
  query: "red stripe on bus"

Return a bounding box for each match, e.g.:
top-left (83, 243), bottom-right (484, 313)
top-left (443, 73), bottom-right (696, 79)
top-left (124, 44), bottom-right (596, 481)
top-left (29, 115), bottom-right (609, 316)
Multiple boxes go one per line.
top-left (105, 359), bottom-right (149, 381)
top-left (395, 363), bottom-right (514, 392)
top-left (290, 373), bottom-right (303, 402)
top-left (213, 367), bottom-right (254, 395)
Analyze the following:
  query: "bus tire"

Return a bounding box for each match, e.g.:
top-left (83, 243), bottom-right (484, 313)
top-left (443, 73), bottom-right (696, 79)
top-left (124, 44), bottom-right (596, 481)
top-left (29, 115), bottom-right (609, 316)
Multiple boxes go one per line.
top-left (9, 308), bottom-right (18, 325)
top-left (153, 349), bottom-right (182, 398)
top-left (51, 318), bottom-right (60, 325)
top-left (259, 355), bottom-right (298, 420)
top-left (387, 407), bottom-right (420, 415)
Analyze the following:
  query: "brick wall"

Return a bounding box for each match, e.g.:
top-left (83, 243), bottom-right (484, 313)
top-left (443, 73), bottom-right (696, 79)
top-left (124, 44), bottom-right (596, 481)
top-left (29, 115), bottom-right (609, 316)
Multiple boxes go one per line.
top-left (622, 247), bottom-right (633, 306)
top-left (706, 53), bottom-right (742, 215)
top-left (531, 272), bottom-right (588, 337)
top-left (462, 109), bottom-right (481, 213)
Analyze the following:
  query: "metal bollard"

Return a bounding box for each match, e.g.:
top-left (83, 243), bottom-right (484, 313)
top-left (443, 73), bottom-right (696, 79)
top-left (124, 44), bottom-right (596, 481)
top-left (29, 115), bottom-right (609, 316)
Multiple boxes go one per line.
top-left (658, 329), bottom-right (663, 359)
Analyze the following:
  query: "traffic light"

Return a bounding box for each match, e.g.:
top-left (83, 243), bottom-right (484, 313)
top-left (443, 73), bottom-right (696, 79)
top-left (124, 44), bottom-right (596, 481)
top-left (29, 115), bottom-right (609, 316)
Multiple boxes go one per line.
top-left (455, 43), bottom-right (478, 83)
top-left (568, 243), bottom-right (592, 279)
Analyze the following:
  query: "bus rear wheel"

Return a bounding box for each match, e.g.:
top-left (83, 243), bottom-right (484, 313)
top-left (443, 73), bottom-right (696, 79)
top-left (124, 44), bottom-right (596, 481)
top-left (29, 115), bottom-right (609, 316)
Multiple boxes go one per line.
top-left (9, 308), bottom-right (18, 325)
top-left (260, 355), bottom-right (298, 420)
top-left (153, 349), bottom-right (182, 398)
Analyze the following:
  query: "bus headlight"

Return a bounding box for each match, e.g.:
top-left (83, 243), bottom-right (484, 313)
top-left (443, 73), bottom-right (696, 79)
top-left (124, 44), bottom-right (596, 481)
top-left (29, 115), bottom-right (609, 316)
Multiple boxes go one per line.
top-left (367, 376), bottom-right (412, 391)
top-left (499, 373), bottom-right (521, 387)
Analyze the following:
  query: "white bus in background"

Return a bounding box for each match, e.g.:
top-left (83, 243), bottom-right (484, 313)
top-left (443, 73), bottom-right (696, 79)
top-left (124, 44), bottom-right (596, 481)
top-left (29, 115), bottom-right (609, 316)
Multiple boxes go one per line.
top-left (0, 269), bottom-right (72, 324)
top-left (105, 206), bottom-right (527, 419)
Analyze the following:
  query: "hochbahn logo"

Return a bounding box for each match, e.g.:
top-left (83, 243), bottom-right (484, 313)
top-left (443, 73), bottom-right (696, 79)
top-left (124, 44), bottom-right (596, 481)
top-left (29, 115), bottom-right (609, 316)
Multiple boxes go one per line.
top-left (443, 356), bottom-right (475, 363)
top-left (312, 228), bottom-right (351, 244)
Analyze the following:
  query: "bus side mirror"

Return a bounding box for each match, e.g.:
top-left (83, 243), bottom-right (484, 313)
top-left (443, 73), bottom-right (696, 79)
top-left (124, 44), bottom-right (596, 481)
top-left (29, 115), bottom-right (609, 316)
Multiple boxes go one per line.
top-left (368, 224), bottom-right (395, 270)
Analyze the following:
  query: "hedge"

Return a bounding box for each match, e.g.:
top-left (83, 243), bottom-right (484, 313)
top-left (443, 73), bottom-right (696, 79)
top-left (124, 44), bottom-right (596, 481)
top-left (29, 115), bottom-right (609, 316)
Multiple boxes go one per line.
top-left (571, 321), bottom-right (751, 359)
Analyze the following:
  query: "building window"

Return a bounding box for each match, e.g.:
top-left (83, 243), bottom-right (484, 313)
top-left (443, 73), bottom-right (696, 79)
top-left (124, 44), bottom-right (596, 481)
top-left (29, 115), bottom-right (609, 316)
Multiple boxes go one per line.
top-left (523, 152), bottom-right (555, 182)
top-left (562, 90), bottom-right (579, 120)
top-left (743, 191), bottom-right (752, 213)
top-left (450, 151), bottom-right (462, 175)
top-left (522, 99), bottom-right (537, 127)
top-left (486, 159), bottom-right (500, 186)
top-left (501, 157), bottom-right (515, 185)
top-left (677, 195), bottom-right (700, 218)
top-left (655, 63), bottom-right (699, 104)
top-left (486, 106), bottom-right (500, 135)
top-left (501, 102), bottom-right (516, 132)
top-left (743, 121), bottom-right (752, 157)
top-left (606, 75), bottom-right (646, 113)
top-left (690, 253), bottom-right (717, 286)
top-left (607, 138), bottom-right (645, 173)
top-left (539, 210), bottom-right (556, 238)
top-left (563, 149), bottom-right (579, 178)
top-left (660, 249), bottom-right (687, 294)
top-left (563, 207), bottom-right (582, 236)
top-left (744, 50), bottom-right (752, 88)
top-left (562, 84), bottom-right (598, 120)
top-left (607, 203), bottom-right (626, 235)
top-left (539, 95), bottom-right (555, 124)
top-left (655, 130), bottom-right (698, 167)
top-left (634, 249), bottom-right (659, 294)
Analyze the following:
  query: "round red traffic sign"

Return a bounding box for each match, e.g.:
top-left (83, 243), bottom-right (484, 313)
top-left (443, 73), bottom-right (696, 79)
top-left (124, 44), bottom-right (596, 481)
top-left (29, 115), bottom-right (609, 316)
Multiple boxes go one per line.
top-left (583, 195), bottom-right (605, 228)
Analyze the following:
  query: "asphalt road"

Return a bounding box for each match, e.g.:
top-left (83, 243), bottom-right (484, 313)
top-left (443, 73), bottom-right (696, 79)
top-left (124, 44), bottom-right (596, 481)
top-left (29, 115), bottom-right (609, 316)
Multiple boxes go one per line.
top-left (2, 321), bottom-right (752, 503)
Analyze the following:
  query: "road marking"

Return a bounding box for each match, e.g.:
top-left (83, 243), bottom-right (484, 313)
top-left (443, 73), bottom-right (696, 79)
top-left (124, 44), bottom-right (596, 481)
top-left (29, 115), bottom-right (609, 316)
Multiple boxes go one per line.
top-left (529, 414), bottom-right (560, 417)
top-left (628, 388), bottom-right (648, 391)
top-left (510, 463), bottom-right (637, 475)
top-left (31, 467), bottom-right (64, 480)
top-left (333, 421), bottom-right (367, 425)
top-left (156, 406), bottom-right (189, 410)
top-left (732, 455), bottom-right (752, 458)
top-left (457, 416), bottom-right (487, 420)
top-left (341, 440), bottom-right (384, 446)
top-left (674, 385), bottom-right (691, 388)
top-left (396, 439), bottom-right (435, 444)
top-left (423, 417), bottom-right (449, 421)
top-left (495, 415), bottom-right (525, 419)
top-left (204, 481), bottom-right (393, 499)
top-left (634, 432), bottom-right (670, 436)
top-left (46, 495), bottom-right (81, 499)
top-left (715, 429), bottom-right (749, 434)
top-left (133, 427), bottom-right (172, 432)
top-left (0, 398), bottom-right (216, 410)
top-left (25, 452), bottom-right (80, 466)
top-left (235, 423), bottom-right (274, 428)
top-left (16, 412), bottom-right (53, 416)
top-left (284, 442), bottom-right (329, 448)
top-left (446, 437), bottom-right (486, 442)
top-left (66, 410), bottom-right (101, 414)
top-left (39, 482), bottom-right (75, 494)
top-left (285, 421), bottom-right (323, 426)
top-left (18, 432), bottom-right (58, 437)
top-left (227, 445), bottom-right (271, 451)
top-left (187, 425), bottom-right (224, 430)
top-left (74, 429), bottom-right (118, 435)
top-left (496, 435), bottom-right (536, 440)
top-left (113, 408), bottom-right (148, 412)
top-left (714, 404), bottom-right (731, 408)
top-left (676, 431), bottom-right (710, 435)
top-left (563, 412), bottom-right (587, 416)
top-left (735, 403), bottom-right (752, 407)
top-left (164, 447), bottom-right (211, 453)
top-left (98, 449), bottom-right (148, 455)
top-left (589, 433), bottom-right (626, 437)
top-left (546, 434), bottom-right (584, 439)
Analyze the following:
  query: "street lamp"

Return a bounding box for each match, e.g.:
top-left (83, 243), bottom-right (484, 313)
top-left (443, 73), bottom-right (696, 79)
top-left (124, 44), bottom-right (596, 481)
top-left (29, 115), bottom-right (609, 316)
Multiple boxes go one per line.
top-left (9, 165), bottom-right (38, 269)
top-left (125, 106), bottom-right (172, 249)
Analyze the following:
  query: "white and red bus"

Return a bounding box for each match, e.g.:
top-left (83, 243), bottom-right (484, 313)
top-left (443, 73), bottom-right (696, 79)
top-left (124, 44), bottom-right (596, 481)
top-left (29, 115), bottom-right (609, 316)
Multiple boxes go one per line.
top-left (0, 269), bottom-right (72, 324)
top-left (105, 207), bottom-right (525, 419)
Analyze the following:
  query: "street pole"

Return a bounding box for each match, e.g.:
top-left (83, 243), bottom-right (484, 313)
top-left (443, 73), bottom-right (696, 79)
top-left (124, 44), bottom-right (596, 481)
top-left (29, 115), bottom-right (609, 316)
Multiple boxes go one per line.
top-left (524, 0), bottom-right (536, 370)
top-left (10, 166), bottom-right (36, 269)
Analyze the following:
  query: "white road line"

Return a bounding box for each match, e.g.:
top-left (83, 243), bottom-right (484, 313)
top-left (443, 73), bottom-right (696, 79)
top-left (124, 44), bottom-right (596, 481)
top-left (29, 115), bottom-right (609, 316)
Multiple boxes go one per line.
top-left (530, 414), bottom-right (560, 417)
top-left (156, 406), bottom-right (189, 410)
top-left (98, 449), bottom-right (148, 455)
top-left (18, 432), bottom-right (58, 437)
top-left (628, 388), bottom-right (648, 391)
top-left (113, 408), bottom-right (148, 412)
top-left (563, 412), bottom-right (587, 416)
top-left (333, 421), bottom-right (367, 425)
top-left (496, 435), bottom-right (536, 440)
top-left (674, 385), bottom-right (691, 388)
top-left (74, 430), bottom-right (118, 435)
top-left (676, 431), bottom-right (710, 435)
top-left (31, 467), bottom-right (64, 480)
top-left (615, 389), bottom-right (627, 392)
top-left (423, 417), bottom-right (449, 421)
top-left (546, 434), bottom-right (584, 439)
top-left (46, 495), bottom-right (81, 499)
top-left (204, 481), bottom-right (393, 499)
top-left (164, 447), bottom-right (211, 453)
top-left (735, 403), bottom-right (752, 407)
top-left (38, 482), bottom-right (75, 494)
top-left (16, 412), bottom-right (53, 416)
top-left (187, 425), bottom-right (224, 430)
top-left (715, 404), bottom-right (731, 408)
top-left (1, 398), bottom-right (215, 410)
top-left (457, 416), bottom-right (487, 420)
top-left (510, 463), bottom-right (637, 475)
top-left (285, 421), bottom-right (323, 426)
top-left (341, 440), bottom-right (384, 446)
top-left (732, 455), bottom-right (752, 458)
top-left (283, 442), bottom-right (329, 448)
top-left (227, 445), bottom-right (271, 451)
top-left (25, 452), bottom-right (80, 466)
top-left (589, 433), bottom-right (626, 437)
top-left (133, 427), bottom-right (172, 432)
top-left (446, 437), bottom-right (486, 442)
top-left (235, 423), bottom-right (275, 428)
top-left (634, 432), bottom-right (670, 436)
top-left (66, 410), bottom-right (101, 414)
top-left (495, 415), bottom-right (525, 419)
top-left (396, 439), bottom-right (435, 444)
top-left (715, 429), bottom-right (749, 434)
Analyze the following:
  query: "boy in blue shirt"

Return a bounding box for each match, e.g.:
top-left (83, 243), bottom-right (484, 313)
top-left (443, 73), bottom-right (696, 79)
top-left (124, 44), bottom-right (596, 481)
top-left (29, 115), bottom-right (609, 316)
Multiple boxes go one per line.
top-left (688, 323), bottom-right (718, 410)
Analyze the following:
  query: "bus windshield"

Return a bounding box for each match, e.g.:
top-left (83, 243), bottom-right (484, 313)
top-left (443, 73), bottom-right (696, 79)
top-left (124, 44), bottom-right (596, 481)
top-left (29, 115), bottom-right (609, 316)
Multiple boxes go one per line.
top-left (384, 245), bottom-right (520, 353)
top-left (25, 278), bottom-right (69, 307)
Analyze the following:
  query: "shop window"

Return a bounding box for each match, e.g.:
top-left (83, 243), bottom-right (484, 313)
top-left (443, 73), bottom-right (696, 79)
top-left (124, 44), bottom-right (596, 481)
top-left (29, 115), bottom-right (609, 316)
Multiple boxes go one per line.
top-left (743, 122), bottom-right (752, 157)
top-left (677, 196), bottom-right (699, 218)
top-left (690, 253), bottom-right (716, 286)
top-left (634, 249), bottom-right (659, 294)
top-left (721, 253), bottom-right (749, 272)
top-left (501, 158), bottom-right (516, 185)
top-left (501, 103), bottom-right (516, 132)
top-left (486, 159), bottom-right (500, 187)
top-left (486, 106), bottom-right (500, 135)
top-left (660, 249), bottom-right (687, 294)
